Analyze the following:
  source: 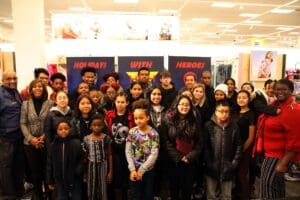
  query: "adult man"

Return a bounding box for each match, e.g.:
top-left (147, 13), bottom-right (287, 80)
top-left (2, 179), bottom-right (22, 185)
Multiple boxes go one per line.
top-left (201, 70), bottom-right (214, 106)
top-left (0, 71), bottom-right (24, 199)
top-left (137, 67), bottom-right (152, 98)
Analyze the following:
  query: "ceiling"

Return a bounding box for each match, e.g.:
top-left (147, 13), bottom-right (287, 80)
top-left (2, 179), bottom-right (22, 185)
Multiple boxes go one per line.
top-left (0, 0), bottom-right (300, 47)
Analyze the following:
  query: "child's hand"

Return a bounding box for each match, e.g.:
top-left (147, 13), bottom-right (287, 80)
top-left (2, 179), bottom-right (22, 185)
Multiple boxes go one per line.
top-left (130, 171), bottom-right (137, 181)
top-left (106, 171), bottom-right (112, 183)
top-left (136, 171), bottom-right (143, 181)
top-left (48, 184), bottom-right (55, 190)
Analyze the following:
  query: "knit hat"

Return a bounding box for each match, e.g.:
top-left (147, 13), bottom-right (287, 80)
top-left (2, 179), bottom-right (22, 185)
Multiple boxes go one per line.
top-left (214, 83), bottom-right (228, 96)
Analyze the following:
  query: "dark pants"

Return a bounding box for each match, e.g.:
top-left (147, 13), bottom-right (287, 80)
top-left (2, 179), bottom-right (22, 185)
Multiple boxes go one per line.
top-left (236, 148), bottom-right (251, 200)
top-left (24, 145), bottom-right (47, 200)
top-left (0, 139), bottom-right (25, 199)
top-left (169, 162), bottom-right (195, 200)
top-left (56, 179), bottom-right (82, 200)
top-left (129, 170), bottom-right (154, 200)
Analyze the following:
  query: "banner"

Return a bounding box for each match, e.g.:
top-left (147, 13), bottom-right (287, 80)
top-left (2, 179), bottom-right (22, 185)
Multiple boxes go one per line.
top-left (67, 57), bottom-right (114, 92)
top-left (118, 56), bottom-right (164, 89)
top-left (168, 56), bottom-right (211, 90)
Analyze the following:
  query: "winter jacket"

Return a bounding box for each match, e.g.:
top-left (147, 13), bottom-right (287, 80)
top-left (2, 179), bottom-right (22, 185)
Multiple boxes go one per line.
top-left (0, 86), bottom-right (23, 143)
top-left (160, 111), bottom-right (203, 164)
top-left (203, 116), bottom-right (242, 181)
top-left (251, 91), bottom-right (277, 120)
top-left (148, 105), bottom-right (166, 130)
top-left (44, 106), bottom-right (73, 146)
top-left (159, 83), bottom-right (178, 110)
top-left (46, 136), bottom-right (84, 187)
top-left (20, 99), bottom-right (54, 145)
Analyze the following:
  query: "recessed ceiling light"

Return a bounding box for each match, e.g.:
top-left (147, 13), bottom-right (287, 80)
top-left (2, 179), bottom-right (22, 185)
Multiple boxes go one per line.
top-left (276, 27), bottom-right (294, 31)
top-left (159, 9), bottom-right (177, 15)
top-left (288, 32), bottom-right (299, 35)
top-left (271, 8), bottom-right (294, 14)
top-left (244, 20), bottom-right (262, 24)
top-left (239, 13), bottom-right (259, 17)
top-left (192, 18), bottom-right (211, 22)
top-left (224, 29), bottom-right (237, 32)
top-left (217, 24), bottom-right (232, 28)
top-left (68, 7), bottom-right (91, 11)
top-left (252, 34), bottom-right (264, 37)
top-left (211, 2), bottom-right (236, 8)
top-left (3, 19), bottom-right (13, 23)
top-left (114, 0), bottom-right (139, 3)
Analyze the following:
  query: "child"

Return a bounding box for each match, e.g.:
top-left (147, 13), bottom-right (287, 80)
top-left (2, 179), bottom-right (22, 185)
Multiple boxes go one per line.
top-left (159, 70), bottom-right (177, 109)
top-left (83, 114), bottom-right (113, 200)
top-left (71, 94), bottom-right (95, 141)
top-left (203, 100), bottom-right (242, 199)
top-left (89, 88), bottom-right (104, 115)
top-left (44, 90), bottom-right (73, 146)
top-left (127, 82), bottom-right (144, 110)
top-left (233, 90), bottom-right (255, 200)
top-left (125, 99), bottom-right (159, 200)
top-left (147, 86), bottom-right (168, 199)
top-left (148, 86), bottom-right (165, 130)
top-left (160, 95), bottom-right (203, 200)
top-left (105, 92), bottom-right (135, 200)
top-left (99, 82), bottom-right (119, 112)
top-left (69, 82), bottom-right (90, 110)
top-left (46, 120), bottom-right (84, 200)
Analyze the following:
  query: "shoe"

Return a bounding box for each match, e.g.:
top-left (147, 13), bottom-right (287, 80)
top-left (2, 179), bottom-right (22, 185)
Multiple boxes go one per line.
top-left (284, 173), bottom-right (300, 182)
top-left (24, 182), bottom-right (34, 192)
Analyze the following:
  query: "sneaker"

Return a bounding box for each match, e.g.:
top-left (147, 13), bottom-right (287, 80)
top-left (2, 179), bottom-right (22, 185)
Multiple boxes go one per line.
top-left (24, 182), bottom-right (34, 192)
top-left (284, 173), bottom-right (300, 182)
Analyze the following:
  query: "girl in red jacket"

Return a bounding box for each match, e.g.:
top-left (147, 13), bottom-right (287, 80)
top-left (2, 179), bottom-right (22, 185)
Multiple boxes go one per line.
top-left (105, 92), bottom-right (135, 200)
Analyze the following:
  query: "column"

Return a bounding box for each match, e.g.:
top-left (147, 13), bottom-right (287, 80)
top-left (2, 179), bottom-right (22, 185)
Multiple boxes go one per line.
top-left (11, 0), bottom-right (45, 90)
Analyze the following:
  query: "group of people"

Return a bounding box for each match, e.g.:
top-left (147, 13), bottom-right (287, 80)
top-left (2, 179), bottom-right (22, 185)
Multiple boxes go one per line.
top-left (0, 66), bottom-right (299, 200)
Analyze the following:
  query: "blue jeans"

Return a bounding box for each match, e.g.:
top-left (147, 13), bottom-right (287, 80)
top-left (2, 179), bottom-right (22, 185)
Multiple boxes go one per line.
top-left (205, 176), bottom-right (232, 200)
top-left (130, 170), bottom-right (154, 200)
top-left (56, 179), bottom-right (82, 200)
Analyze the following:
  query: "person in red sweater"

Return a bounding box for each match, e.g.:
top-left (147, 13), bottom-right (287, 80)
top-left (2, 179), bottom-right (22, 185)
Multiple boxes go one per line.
top-left (257, 79), bottom-right (300, 199)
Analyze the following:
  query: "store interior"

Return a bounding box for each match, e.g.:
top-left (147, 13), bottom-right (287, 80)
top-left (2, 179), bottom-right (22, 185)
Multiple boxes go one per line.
top-left (0, 0), bottom-right (300, 93)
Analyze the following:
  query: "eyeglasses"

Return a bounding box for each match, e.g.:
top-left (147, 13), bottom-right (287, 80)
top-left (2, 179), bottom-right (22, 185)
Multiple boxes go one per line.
top-left (178, 104), bottom-right (190, 108)
top-left (216, 110), bottom-right (230, 114)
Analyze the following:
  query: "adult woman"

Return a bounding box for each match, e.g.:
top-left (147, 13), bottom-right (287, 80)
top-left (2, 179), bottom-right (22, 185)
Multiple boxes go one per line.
top-left (161, 95), bottom-right (203, 200)
top-left (225, 78), bottom-right (238, 113)
top-left (20, 79), bottom-right (54, 199)
top-left (257, 79), bottom-right (300, 199)
top-left (192, 83), bottom-right (211, 126)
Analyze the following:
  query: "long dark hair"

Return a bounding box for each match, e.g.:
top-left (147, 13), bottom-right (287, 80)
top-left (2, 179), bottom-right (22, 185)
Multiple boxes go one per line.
top-left (74, 94), bottom-right (95, 118)
top-left (167, 95), bottom-right (196, 139)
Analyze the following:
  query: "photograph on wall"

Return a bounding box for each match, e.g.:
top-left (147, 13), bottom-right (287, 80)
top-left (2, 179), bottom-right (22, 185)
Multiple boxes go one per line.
top-left (168, 56), bottom-right (211, 90)
top-left (118, 56), bottom-right (164, 89)
top-left (67, 57), bottom-right (114, 92)
top-left (250, 50), bottom-right (277, 80)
